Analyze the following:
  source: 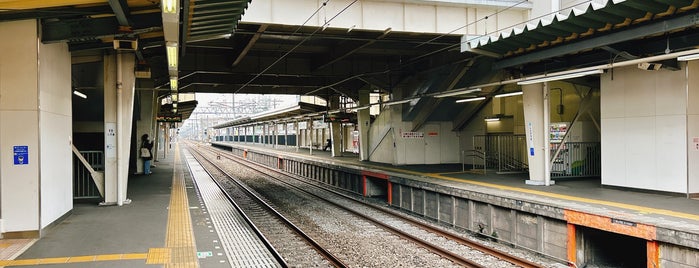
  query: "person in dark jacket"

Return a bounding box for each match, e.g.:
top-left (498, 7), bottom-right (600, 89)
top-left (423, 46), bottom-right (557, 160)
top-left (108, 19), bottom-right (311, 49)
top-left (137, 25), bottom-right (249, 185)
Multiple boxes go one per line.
top-left (323, 139), bottom-right (331, 151)
top-left (141, 134), bottom-right (154, 175)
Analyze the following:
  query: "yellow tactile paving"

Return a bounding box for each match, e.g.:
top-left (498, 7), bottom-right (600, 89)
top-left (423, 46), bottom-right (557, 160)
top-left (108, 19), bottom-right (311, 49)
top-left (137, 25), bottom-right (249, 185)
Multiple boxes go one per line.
top-left (163, 143), bottom-right (199, 268)
top-left (146, 247), bottom-right (171, 264)
top-left (0, 144), bottom-right (200, 267)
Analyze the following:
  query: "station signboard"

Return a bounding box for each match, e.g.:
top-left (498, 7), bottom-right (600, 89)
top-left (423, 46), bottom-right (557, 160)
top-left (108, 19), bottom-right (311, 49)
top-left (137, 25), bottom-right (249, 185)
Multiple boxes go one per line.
top-left (157, 113), bottom-right (182, 122)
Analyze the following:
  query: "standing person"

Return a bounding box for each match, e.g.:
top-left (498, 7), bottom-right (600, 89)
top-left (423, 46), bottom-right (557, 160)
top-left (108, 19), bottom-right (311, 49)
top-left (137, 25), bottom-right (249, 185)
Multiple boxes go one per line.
top-left (141, 134), bottom-right (154, 175)
top-left (323, 139), bottom-right (331, 151)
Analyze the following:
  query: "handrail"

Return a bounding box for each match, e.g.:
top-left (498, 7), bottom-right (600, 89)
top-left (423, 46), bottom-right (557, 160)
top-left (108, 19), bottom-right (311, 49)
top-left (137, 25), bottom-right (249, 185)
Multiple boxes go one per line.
top-left (368, 126), bottom-right (393, 159)
top-left (462, 149), bottom-right (486, 174)
top-left (71, 145), bottom-right (104, 197)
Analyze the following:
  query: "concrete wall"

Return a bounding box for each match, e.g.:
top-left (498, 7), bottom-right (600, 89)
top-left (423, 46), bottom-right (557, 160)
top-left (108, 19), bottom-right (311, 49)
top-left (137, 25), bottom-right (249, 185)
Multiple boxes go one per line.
top-left (0, 20), bottom-right (41, 234)
top-left (0, 20), bottom-right (72, 234)
top-left (601, 66), bottom-right (689, 193)
top-left (367, 104), bottom-right (459, 165)
top-left (685, 61), bottom-right (699, 194)
top-left (243, 0), bottom-right (527, 35)
top-left (38, 41), bottom-right (72, 229)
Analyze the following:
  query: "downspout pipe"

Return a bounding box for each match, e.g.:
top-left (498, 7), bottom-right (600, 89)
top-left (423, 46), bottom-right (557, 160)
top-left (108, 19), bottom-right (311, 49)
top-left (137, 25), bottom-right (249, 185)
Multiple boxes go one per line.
top-left (116, 53), bottom-right (123, 206)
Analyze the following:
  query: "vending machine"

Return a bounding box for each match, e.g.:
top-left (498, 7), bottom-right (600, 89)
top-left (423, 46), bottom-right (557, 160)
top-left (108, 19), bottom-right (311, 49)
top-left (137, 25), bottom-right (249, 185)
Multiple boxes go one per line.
top-left (549, 121), bottom-right (599, 176)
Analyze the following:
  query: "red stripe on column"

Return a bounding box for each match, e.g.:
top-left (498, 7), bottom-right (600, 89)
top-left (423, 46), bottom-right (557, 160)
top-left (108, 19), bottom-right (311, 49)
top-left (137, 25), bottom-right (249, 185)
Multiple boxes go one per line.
top-left (362, 175), bottom-right (367, 196)
top-left (387, 182), bottom-right (392, 205)
top-left (647, 240), bottom-right (658, 268)
top-left (567, 223), bottom-right (576, 266)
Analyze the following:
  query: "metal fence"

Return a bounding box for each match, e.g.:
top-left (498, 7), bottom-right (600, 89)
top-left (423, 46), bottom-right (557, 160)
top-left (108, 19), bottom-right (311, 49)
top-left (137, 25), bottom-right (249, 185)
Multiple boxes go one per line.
top-left (73, 150), bottom-right (103, 200)
top-left (550, 142), bottom-right (601, 178)
top-left (472, 135), bottom-right (601, 177)
top-left (473, 135), bottom-right (529, 173)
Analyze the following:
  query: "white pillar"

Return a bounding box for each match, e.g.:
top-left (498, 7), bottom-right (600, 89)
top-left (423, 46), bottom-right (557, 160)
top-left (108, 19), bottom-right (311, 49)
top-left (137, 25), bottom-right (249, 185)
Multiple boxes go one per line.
top-left (135, 89), bottom-right (156, 174)
top-left (357, 89), bottom-right (371, 160)
top-left (103, 52), bottom-right (136, 205)
top-left (295, 120), bottom-right (300, 151)
top-left (523, 83), bottom-right (554, 186)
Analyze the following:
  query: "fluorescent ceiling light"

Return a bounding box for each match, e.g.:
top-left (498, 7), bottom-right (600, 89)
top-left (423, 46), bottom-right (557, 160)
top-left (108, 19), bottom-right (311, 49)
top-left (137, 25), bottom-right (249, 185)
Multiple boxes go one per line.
top-left (172, 108), bottom-right (178, 113)
top-left (434, 88), bottom-right (482, 98)
top-left (170, 77), bottom-right (178, 91)
top-left (517, 69), bottom-right (603, 85)
top-left (172, 102), bottom-right (178, 108)
top-left (677, 54), bottom-right (699, 61)
top-left (351, 106), bottom-right (370, 112)
top-left (166, 42), bottom-right (178, 68)
top-left (494, 91), bottom-right (523, 98)
top-left (162, 0), bottom-right (177, 14)
top-left (484, 117), bottom-right (500, 122)
top-left (73, 90), bottom-right (87, 99)
top-left (170, 93), bottom-right (178, 102)
top-left (455, 96), bottom-right (485, 103)
top-left (383, 98), bottom-right (416, 106)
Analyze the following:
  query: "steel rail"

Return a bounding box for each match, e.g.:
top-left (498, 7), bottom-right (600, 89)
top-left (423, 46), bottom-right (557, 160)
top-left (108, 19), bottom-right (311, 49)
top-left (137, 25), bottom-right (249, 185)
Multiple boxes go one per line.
top-left (205, 144), bottom-right (546, 268)
top-left (199, 145), bottom-right (489, 268)
top-left (188, 147), bottom-right (348, 268)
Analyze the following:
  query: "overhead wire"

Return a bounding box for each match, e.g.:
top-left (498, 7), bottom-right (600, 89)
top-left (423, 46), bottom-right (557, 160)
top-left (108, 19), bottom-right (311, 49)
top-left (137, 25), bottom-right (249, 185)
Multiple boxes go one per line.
top-left (235, 0), bottom-right (359, 93)
top-left (318, 0), bottom-right (600, 95)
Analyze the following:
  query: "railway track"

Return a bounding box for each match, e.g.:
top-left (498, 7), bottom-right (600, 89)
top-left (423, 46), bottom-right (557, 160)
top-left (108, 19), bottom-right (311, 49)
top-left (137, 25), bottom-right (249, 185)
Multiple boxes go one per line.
top-left (189, 147), bottom-right (347, 267)
top-left (189, 143), bottom-right (551, 268)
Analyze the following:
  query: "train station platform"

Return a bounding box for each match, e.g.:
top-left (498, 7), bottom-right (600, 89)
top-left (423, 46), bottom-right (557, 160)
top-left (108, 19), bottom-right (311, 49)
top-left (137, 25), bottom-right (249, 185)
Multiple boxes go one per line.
top-left (210, 141), bottom-right (699, 267)
top-left (0, 144), bottom-right (239, 268)
top-left (213, 141), bottom-right (699, 221)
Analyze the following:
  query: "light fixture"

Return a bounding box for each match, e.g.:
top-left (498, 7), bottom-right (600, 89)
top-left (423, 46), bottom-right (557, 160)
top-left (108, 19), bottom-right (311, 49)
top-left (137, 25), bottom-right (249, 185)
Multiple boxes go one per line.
top-left (172, 102), bottom-right (178, 109)
top-left (494, 91), bottom-right (523, 98)
top-left (162, 0), bottom-right (178, 14)
top-left (517, 69), bottom-right (603, 85)
top-left (484, 117), bottom-right (500, 122)
top-left (73, 90), bottom-right (87, 99)
top-left (172, 108), bottom-right (178, 113)
top-left (383, 98), bottom-right (415, 106)
top-left (350, 106), bottom-right (370, 112)
top-left (170, 77), bottom-right (178, 91)
top-left (455, 96), bottom-right (485, 103)
top-left (166, 42), bottom-right (178, 68)
top-left (434, 88), bottom-right (482, 98)
top-left (677, 54), bottom-right (699, 61)
top-left (170, 93), bottom-right (178, 102)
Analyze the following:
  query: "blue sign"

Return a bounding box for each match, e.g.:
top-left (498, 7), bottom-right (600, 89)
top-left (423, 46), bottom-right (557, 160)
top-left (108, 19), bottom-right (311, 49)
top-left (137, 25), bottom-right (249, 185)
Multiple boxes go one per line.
top-left (529, 147), bottom-right (535, 156)
top-left (13, 146), bottom-right (28, 165)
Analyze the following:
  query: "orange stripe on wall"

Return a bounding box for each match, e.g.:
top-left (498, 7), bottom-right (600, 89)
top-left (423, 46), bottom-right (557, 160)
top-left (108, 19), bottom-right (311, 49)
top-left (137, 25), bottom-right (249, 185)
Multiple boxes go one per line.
top-left (564, 210), bottom-right (656, 240)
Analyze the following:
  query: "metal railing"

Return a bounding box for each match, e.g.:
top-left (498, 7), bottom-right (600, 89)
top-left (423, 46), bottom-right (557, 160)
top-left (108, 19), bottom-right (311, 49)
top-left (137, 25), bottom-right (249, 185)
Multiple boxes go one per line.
top-left (550, 142), bottom-right (600, 178)
top-left (473, 135), bottom-right (528, 174)
top-left (73, 150), bottom-right (104, 200)
top-left (462, 150), bottom-right (486, 174)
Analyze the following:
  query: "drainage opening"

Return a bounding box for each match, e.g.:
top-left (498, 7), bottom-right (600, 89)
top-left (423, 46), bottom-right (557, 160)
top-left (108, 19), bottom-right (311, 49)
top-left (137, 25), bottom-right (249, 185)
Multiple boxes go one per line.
top-left (364, 176), bottom-right (388, 202)
top-left (578, 226), bottom-right (646, 268)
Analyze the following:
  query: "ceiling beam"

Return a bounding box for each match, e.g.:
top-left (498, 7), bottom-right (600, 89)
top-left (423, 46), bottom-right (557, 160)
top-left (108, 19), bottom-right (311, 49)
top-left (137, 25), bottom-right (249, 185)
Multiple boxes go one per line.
top-left (232, 24), bottom-right (267, 67)
top-left (107, 0), bottom-right (131, 26)
top-left (411, 61), bottom-right (473, 132)
top-left (42, 12), bottom-right (161, 43)
top-left (313, 28), bottom-right (392, 71)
